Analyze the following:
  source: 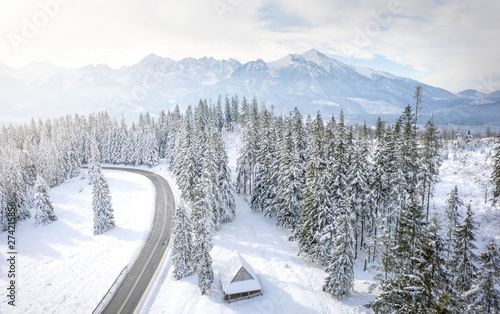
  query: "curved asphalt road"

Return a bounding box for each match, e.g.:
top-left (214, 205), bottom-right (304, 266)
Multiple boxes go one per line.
top-left (100, 167), bottom-right (175, 314)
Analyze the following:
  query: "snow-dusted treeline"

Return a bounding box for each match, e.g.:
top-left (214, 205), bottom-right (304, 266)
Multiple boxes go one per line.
top-left (0, 112), bottom-right (150, 230)
top-left (0, 95), bottom-right (239, 233)
top-left (236, 100), bottom-right (500, 312)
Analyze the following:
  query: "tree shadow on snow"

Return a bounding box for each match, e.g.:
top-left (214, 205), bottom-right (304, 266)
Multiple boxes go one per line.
top-left (106, 226), bottom-right (147, 242)
top-left (19, 219), bottom-right (93, 258)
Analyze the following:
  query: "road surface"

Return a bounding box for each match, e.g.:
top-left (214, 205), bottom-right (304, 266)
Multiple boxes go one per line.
top-left (100, 167), bottom-right (175, 314)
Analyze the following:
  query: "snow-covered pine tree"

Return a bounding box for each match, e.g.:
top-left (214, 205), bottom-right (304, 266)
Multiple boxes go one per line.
top-left (394, 194), bottom-right (426, 275)
top-left (109, 118), bottom-right (125, 164)
top-left (202, 128), bottom-right (221, 230)
top-left (249, 108), bottom-right (270, 212)
top-left (191, 179), bottom-right (215, 294)
top-left (445, 186), bottom-right (463, 258)
top-left (464, 129), bottom-right (474, 152)
top-left (420, 118), bottom-right (441, 220)
top-left (492, 136), bottom-right (500, 202)
top-left (214, 130), bottom-right (235, 223)
top-left (6, 157), bottom-right (31, 222)
top-left (235, 99), bottom-right (259, 194)
top-left (121, 124), bottom-right (134, 165)
top-left (92, 166), bottom-right (115, 235)
top-left (88, 136), bottom-right (100, 185)
top-left (416, 215), bottom-right (452, 312)
top-left (142, 127), bottom-right (159, 167)
top-left (383, 121), bottom-right (405, 246)
top-left (165, 107), bottom-right (181, 168)
top-left (323, 192), bottom-right (355, 298)
top-left (399, 105), bottom-right (419, 200)
top-left (369, 194), bottom-right (427, 313)
top-left (212, 96), bottom-right (224, 131)
top-left (451, 203), bottom-right (478, 302)
top-left (231, 95), bottom-right (240, 126)
top-left (171, 202), bottom-right (194, 280)
top-left (195, 99), bottom-right (209, 129)
top-left (252, 108), bottom-right (281, 218)
top-left (38, 132), bottom-right (54, 186)
top-left (223, 95), bottom-right (232, 127)
top-left (299, 112), bottom-right (333, 263)
top-left (129, 128), bottom-right (142, 166)
top-left (33, 175), bottom-right (57, 226)
top-left (370, 123), bottom-right (403, 269)
top-left (276, 115), bottom-right (301, 231)
top-left (54, 138), bottom-right (68, 186)
top-left (292, 108), bottom-right (307, 168)
top-left (368, 126), bottom-right (389, 263)
top-left (20, 142), bottom-right (37, 208)
top-left (67, 130), bottom-right (82, 179)
top-left (174, 107), bottom-right (199, 203)
top-left (347, 132), bottom-right (371, 259)
top-left (197, 243), bottom-right (214, 295)
top-left (462, 239), bottom-right (500, 313)
top-left (327, 111), bottom-right (349, 209)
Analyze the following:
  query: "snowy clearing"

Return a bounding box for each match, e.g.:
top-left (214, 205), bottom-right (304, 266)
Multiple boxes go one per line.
top-left (432, 141), bottom-right (500, 247)
top-left (0, 170), bottom-right (155, 314)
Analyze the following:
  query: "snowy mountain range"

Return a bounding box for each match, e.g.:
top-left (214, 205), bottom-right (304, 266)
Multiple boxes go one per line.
top-left (1, 49), bottom-right (499, 126)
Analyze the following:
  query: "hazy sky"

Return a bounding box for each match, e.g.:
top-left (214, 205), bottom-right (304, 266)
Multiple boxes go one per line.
top-left (1, 0), bottom-right (499, 93)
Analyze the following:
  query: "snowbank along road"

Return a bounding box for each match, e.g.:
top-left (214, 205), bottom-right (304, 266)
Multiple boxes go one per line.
top-left (100, 167), bottom-right (175, 314)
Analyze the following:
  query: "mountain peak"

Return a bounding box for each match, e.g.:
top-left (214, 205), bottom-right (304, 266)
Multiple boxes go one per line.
top-left (300, 49), bottom-right (352, 74)
top-left (301, 49), bottom-right (329, 63)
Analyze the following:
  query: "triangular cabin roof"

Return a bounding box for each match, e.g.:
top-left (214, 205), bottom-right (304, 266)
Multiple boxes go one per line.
top-left (220, 252), bottom-right (261, 295)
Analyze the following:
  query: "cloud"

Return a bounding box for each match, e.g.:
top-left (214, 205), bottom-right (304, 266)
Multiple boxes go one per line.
top-left (0, 0), bottom-right (498, 92)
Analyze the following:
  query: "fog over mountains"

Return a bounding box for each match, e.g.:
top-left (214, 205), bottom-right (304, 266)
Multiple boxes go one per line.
top-left (1, 49), bottom-right (499, 126)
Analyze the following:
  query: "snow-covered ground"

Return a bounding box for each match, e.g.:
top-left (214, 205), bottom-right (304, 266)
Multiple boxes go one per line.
top-left (0, 170), bottom-right (155, 314)
top-left (432, 139), bottom-right (500, 247)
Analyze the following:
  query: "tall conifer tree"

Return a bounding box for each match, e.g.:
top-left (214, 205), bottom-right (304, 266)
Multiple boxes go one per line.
top-left (171, 202), bottom-right (194, 280)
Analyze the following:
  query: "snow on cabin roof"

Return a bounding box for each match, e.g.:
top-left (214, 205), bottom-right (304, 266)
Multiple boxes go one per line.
top-left (220, 252), bottom-right (261, 295)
